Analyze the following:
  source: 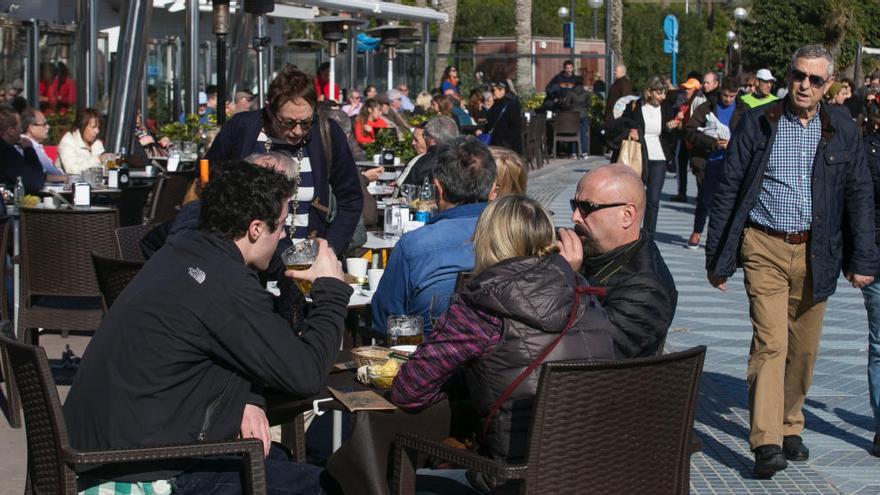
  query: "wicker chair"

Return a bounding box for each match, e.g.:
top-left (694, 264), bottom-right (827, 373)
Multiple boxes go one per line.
top-left (117, 184), bottom-right (154, 227)
top-left (551, 110), bottom-right (582, 158)
top-left (18, 208), bottom-right (119, 346)
top-left (1, 283), bottom-right (21, 428)
top-left (0, 322), bottom-right (267, 495)
top-left (91, 254), bottom-right (144, 311)
top-left (147, 172), bottom-right (193, 224)
top-left (391, 345), bottom-right (706, 495)
top-left (115, 223), bottom-right (155, 262)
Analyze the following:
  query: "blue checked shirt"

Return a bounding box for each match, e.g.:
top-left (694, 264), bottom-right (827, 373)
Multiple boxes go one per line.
top-left (748, 109), bottom-right (821, 232)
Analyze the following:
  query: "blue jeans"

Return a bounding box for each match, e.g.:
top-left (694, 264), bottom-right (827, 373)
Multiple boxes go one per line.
top-left (862, 281), bottom-right (880, 433)
top-left (171, 444), bottom-right (326, 495)
top-left (643, 160), bottom-right (667, 234)
top-left (692, 159), bottom-right (723, 234)
top-left (579, 117), bottom-right (589, 156)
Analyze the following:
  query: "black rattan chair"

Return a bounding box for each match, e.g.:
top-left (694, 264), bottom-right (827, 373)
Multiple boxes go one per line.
top-left (18, 208), bottom-right (119, 346)
top-left (0, 321), bottom-right (267, 494)
top-left (147, 172), bottom-right (192, 224)
top-left (91, 254), bottom-right (144, 312)
top-left (551, 110), bottom-right (581, 158)
top-left (115, 223), bottom-right (155, 262)
top-left (391, 345), bottom-right (706, 495)
top-left (1, 304), bottom-right (21, 428)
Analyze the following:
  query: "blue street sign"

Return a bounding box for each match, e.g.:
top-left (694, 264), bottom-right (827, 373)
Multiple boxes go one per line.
top-left (663, 14), bottom-right (679, 40)
top-left (663, 39), bottom-right (679, 54)
top-left (562, 22), bottom-right (574, 49)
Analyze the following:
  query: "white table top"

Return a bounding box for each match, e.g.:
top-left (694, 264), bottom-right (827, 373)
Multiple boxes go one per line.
top-left (364, 231), bottom-right (399, 250)
top-left (266, 282), bottom-right (372, 308)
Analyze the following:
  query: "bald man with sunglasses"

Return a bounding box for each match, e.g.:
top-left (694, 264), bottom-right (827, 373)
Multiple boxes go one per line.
top-left (558, 163), bottom-right (678, 359)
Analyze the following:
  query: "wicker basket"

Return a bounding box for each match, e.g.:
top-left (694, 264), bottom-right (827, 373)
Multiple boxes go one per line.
top-left (352, 346), bottom-right (392, 368)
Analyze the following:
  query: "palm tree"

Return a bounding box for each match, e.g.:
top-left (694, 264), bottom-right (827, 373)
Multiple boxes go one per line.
top-left (514, 0), bottom-right (533, 93)
top-left (433, 0), bottom-right (458, 89)
top-left (611, 0), bottom-right (624, 67)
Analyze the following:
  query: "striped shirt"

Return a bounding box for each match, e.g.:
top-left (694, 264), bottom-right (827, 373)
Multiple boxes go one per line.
top-left (253, 134), bottom-right (315, 244)
top-left (749, 108), bottom-right (821, 233)
top-left (391, 299), bottom-right (502, 410)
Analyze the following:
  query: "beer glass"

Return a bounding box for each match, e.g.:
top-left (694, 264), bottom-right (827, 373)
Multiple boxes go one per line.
top-left (282, 238), bottom-right (318, 295)
top-left (388, 315), bottom-right (424, 347)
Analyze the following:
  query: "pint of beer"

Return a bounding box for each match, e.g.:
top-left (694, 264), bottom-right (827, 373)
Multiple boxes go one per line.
top-left (282, 238), bottom-right (318, 295)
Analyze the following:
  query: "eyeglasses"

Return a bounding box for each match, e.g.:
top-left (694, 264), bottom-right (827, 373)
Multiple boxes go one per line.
top-left (790, 69), bottom-right (831, 89)
top-left (274, 113), bottom-right (315, 132)
top-left (569, 199), bottom-right (628, 217)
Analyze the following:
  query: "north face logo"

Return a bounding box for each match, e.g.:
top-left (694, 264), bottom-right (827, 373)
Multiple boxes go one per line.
top-left (188, 266), bottom-right (206, 284)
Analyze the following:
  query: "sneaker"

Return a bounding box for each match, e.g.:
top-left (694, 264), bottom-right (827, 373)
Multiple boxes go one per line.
top-left (670, 193), bottom-right (688, 203)
top-left (687, 233), bottom-right (701, 250)
top-left (753, 445), bottom-right (787, 479)
top-left (570, 154), bottom-right (578, 160)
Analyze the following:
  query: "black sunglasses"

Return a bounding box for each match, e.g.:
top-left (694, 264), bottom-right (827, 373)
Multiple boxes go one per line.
top-left (569, 199), bottom-right (628, 216)
top-left (790, 69), bottom-right (831, 89)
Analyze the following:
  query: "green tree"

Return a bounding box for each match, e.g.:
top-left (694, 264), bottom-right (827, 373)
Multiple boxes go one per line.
top-left (621, 4), bottom-right (732, 89)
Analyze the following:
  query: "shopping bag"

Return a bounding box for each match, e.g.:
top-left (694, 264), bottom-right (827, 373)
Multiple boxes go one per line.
top-left (618, 138), bottom-right (643, 179)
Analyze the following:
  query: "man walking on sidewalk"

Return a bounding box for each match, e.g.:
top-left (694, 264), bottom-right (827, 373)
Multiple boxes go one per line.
top-left (705, 45), bottom-right (878, 479)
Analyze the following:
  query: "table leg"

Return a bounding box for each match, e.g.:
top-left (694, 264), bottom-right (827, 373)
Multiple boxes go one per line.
top-left (332, 410), bottom-right (343, 452)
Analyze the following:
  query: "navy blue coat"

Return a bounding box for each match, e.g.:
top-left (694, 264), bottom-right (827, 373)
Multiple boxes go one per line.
top-left (706, 101), bottom-right (878, 301)
top-left (205, 109), bottom-right (363, 253)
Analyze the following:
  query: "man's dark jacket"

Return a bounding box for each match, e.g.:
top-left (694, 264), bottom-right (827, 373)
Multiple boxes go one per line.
top-left (706, 101), bottom-right (878, 301)
top-left (604, 76), bottom-right (633, 122)
top-left (581, 232), bottom-right (677, 358)
top-left (205, 109), bottom-right (363, 253)
top-left (63, 229), bottom-right (352, 480)
top-left (402, 146), bottom-right (439, 187)
top-left (0, 141), bottom-right (45, 193)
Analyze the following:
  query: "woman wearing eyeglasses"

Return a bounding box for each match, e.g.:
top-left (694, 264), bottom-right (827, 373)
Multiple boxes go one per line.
top-left (205, 64), bottom-right (363, 255)
top-left (391, 195), bottom-right (616, 493)
top-left (617, 76), bottom-right (679, 233)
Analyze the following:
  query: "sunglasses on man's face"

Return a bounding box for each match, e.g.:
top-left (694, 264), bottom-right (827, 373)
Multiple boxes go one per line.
top-left (790, 69), bottom-right (831, 89)
top-left (569, 199), bottom-right (628, 217)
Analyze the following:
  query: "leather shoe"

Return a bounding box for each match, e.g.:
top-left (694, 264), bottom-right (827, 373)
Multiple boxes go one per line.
top-left (782, 435), bottom-right (809, 461)
top-left (670, 193), bottom-right (688, 203)
top-left (753, 445), bottom-right (787, 479)
top-left (872, 433), bottom-right (880, 457)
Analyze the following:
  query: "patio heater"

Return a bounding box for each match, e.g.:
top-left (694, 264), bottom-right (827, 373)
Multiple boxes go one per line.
top-left (313, 16), bottom-right (366, 104)
top-left (366, 23), bottom-right (417, 92)
top-left (244, 0), bottom-right (275, 108)
top-left (213, 0), bottom-right (230, 125)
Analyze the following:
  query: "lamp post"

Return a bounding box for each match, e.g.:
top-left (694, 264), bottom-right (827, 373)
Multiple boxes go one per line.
top-left (557, 3), bottom-right (575, 63)
top-left (588, 0), bottom-right (603, 39)
top-left (733, 7), bottom-right (748, 75)
top-left (726, 30), bottom-right (736, 76)
top-left (314, 17), bottom-right (367, 104)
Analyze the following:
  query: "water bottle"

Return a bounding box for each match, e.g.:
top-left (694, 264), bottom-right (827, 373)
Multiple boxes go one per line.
top-left (14, 176), bottom-right (24, 209)
top-left (419, 177), bottom-right (433, 203)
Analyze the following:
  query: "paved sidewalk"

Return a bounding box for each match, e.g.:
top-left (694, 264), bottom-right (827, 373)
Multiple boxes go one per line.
top-left (530, 157), bottom-right (880, 494)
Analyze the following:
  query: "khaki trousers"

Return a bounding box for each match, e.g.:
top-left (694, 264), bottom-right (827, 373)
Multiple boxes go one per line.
top-left (741, 227), bottom-right (827, 450)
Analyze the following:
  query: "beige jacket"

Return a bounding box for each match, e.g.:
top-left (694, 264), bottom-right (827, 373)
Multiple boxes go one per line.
top-left (57, 130), bottom-right (105, 175)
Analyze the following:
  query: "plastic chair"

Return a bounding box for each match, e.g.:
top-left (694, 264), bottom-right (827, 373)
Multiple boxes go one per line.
top-left (0, 321), bottom-right (266, 495)
top-left (552, 110), bottom-right (581, 158)
top-left (391, 346), bottom-right (706, 495)
top-left (91, 254), bottom-right (144, 312)
top-left (18, 207), bottom-right (119, 346)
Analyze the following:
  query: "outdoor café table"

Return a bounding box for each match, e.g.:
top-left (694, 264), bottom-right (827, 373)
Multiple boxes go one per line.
top-left (364, 231), bottom-right (398, 251)
top-left (356, 160), bottom-right (407, 169)
top-left (266, 356), bottom-right (451, 495)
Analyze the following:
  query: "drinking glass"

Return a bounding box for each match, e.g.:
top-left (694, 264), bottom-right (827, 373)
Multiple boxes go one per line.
top-left (387, 315), bottom-right (424, 347)
top-left (282, 238), bottom-right (318, 295)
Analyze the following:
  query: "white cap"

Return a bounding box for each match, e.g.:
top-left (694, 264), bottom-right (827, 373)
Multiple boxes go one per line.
top-left (756, 69), bottom-right (776, 82)
top-left (198, 91), bottom-right (208, 105)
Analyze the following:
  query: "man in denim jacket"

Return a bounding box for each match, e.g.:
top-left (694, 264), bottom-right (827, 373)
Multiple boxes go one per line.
top-left (372, 136), bottom-right (496, 335)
